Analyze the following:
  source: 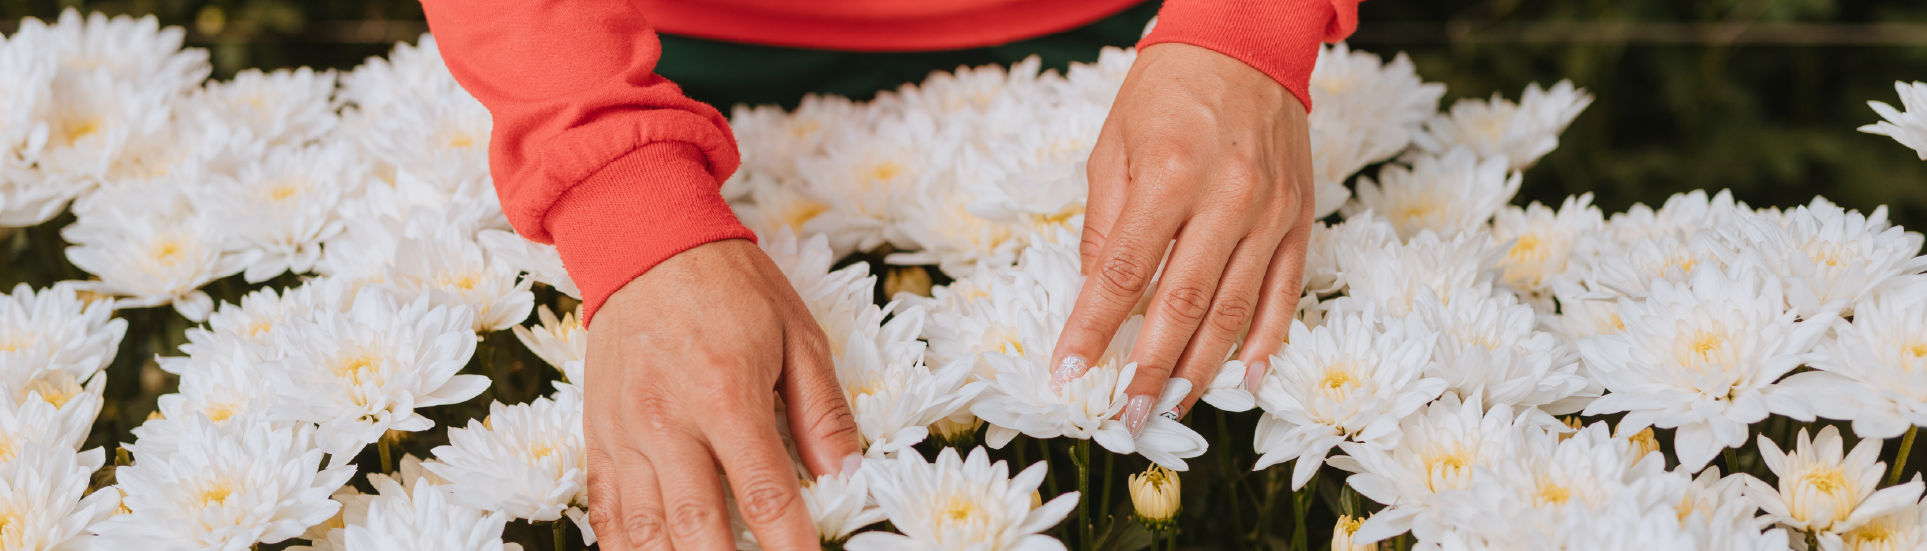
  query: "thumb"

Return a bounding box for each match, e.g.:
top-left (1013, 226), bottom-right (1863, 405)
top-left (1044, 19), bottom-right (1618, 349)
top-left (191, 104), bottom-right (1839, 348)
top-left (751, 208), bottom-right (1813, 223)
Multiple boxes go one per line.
top-left (780, 314), bottom-right (864, 479)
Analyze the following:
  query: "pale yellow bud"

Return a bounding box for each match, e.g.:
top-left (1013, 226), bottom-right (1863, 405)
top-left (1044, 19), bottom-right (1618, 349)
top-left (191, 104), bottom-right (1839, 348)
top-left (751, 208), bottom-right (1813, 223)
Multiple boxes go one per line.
top-left (1129, 464), bottom-right (1181, 528)
top-left (1332, 515), bottom-right (1379, 551)
top-left (884, 266), bottom-right (933, 298)
top-left (1622, 427), bottom-right (1660, 461)
top-left (930, 415), bottom-right (984, 448)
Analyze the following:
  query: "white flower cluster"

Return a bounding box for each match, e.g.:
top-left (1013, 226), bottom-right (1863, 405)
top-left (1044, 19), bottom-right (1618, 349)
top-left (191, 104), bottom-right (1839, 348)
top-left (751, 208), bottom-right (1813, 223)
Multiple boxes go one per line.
top-left (6, 9), bottom-right (1927, 551)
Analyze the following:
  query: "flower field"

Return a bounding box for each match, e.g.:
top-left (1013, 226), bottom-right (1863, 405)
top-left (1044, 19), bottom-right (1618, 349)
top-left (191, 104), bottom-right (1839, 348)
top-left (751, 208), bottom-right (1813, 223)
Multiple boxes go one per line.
top-left (5, 9), bottom-right (1927, 551)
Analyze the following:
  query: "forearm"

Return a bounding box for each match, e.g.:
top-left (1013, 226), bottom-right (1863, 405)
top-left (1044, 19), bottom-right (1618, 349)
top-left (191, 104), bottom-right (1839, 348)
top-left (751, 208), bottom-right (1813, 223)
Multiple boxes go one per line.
top-left (420, 0), bottom-right (753, 323)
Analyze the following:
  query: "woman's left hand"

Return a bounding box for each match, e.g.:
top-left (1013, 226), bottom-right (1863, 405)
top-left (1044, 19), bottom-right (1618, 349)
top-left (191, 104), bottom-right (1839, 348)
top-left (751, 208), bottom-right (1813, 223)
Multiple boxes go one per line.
top-left (1049, 42), bottom-right (1317, 435)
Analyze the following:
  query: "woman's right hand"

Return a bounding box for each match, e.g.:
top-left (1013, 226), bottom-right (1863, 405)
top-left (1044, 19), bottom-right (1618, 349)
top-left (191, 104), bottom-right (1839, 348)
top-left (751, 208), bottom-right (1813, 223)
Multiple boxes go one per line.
top-left (583, 238), bottom-right (863, 551)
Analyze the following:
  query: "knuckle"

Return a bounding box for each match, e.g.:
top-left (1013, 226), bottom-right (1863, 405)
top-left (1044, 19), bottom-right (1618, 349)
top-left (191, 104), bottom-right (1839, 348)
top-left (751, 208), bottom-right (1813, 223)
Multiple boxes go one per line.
top-left (734, 478), bottom-right (799, 526)
top-left (804, 400), bottom-right (861, 444)
top-left (1158, 282), bottom-right (1212, 325)
top-left (624, 510), bottom-right (671, 549)
top-left (668, 502), bottom-right (722, 536)
top-left (1209, 293), bottom-right (1255, 334)
top-left (1097, 250), bottom-right (1153, 298)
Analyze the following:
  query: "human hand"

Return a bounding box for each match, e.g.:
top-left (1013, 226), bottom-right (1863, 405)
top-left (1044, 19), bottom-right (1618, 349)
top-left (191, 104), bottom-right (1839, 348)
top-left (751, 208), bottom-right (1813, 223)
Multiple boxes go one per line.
top-left (1051, 43), bottom-right (1316, 434)
top-left (583, 239), bottom-right (862, 551)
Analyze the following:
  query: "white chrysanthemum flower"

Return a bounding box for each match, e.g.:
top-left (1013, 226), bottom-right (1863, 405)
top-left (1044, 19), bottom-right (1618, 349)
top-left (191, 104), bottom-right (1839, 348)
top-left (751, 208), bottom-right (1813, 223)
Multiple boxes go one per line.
top-left (729, 94), bottom-right (858, 183)
top-left (1790, 284), bottom-right (1927, 438)
top-left (1252, 308), bottom-right (1446, 488)
top-left (511, 305), bottom-right (586, 372)
top-left (94, 414), bottom-right (354, 551)
top-left (1333, 228), bottom-right (1500, 316)
top-left (476, 229), bottom-right (578, 299)
top-left (837, 302), bottom-right (980, 456)
top-left (25, 68), bottom-right (172, 219)
top-left (731, 173), bottom-right (834, 243)
top-left (914, 264), bottom-right (1015, 370)
top-left (965, 243), bottom-right (1206, 470)
top-left (1345, 148), bottom-right (1519, 240)
top-left (63, 191), bottom-right (246, 321)
top-left (1302, 214), bottom-right (1398, 297)
top-left (1742, 425), bottom-right (1925, 535)
top-left (893, 57), bottom-right (1045, 116)
top-left (1331, 395), bottom-right (1530, 539)
top-left (1603, 189), bottom-right (1754, 244)
top-left (290, 454), bottom-right (450, 551)
top-left (1307, 43), bottom-right (1445, 219)
top-left (803, 472), bottom-right (886, 544)
top-left (337, 35), bottom-right (458, 116)
top-left (206, 142), bottom-right (367, 282)
top-left (262, 292), bottom-right (487, 458)
top-left (1578, 266), bottom-right (1831, 472)
top-left (1540, 281), bottom-right (1627, 346)
top-left (0, 282), bottom-right (124, 380)
top-left (195, 67), bottom-right (337, 147)
top-left (1824, 493), bottom-right (1927, 551)
top-left (352, 89), bottom-right (492, 189)
top-left (1490, 194), bottom-right (1606, 311)
top-left (1413, 80), bottom-right (1592, 171)
top-left (1580, 229), bottom-right (1738, 300)
top-left (22, 9), bottom-right (208, 93)
top-left (129, 343), bottom-right (278, 459)
top-left (847, 447), bottom-right (1076, 551)
top-left (0, 30), bottom-right (61, 226)
top-left (0, 373), bottom-right (103, 457)
top-left (169, 277), bottom-right (353, 370)
top-left (1412, 292), bottom-right (1590, 415)
top-left (884, 177), bottom-right (1031, 275)
top-left (377, 223), bottom-right (534, 333)
top-left (338, 472), bottom-right (527, 551)
top-left (1860, 81), bottom-right (1927, 159)
top-left (319, 190), bottom-right (509, 280)
top-left (1062, 46), bottom-right (1134, 106)
top-left (0, 442), bottom-right (117, 551)
top-left (796, 111), bottom-right (946, 257)
top-left (424, 390), bottom-right (593, 543)
top-left (1721, 204), bottom-right (1926, 318)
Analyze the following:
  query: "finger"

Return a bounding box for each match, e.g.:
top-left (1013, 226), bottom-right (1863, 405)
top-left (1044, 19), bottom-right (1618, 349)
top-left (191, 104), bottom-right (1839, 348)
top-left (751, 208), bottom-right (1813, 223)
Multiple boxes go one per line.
top-left (1082, 123), bottom-right (1129, 274)
top-left (780, 311), bottom-right (863, 479)
top-left (585, 428), bottom-right (637, 550)
top-left (1236, 206), bottom-right (1313, 393)
top-left (710, 390), bottom-right (819, 551)
top-left (641, 422), bottom-right (737, 551)
top-left (610, 439), bottom-right (674, 551)
top-left (1049, 192), bottom-right (1184, 395)
top-left (1118, 213), bottom-right (1243, 435)
top-left (1168, 229), bottom-right (1283, 415)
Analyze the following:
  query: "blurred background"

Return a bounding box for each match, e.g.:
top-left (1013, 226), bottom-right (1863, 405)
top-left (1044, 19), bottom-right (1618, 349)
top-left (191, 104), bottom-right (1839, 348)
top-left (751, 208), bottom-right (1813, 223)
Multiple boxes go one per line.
top-left (2, 0), bottom-right (1924, 226)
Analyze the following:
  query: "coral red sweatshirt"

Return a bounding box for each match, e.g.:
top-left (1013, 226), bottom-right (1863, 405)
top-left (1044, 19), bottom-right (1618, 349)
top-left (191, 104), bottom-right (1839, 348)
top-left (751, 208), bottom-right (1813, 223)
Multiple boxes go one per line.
top-left (418, 0), bottom-right (1360, 324)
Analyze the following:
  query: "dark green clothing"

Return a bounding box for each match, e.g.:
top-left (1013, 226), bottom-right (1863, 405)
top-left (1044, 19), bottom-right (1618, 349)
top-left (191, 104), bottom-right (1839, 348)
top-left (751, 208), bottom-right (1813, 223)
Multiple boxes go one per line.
top-left (655, 1), bottom-right (1160, 111)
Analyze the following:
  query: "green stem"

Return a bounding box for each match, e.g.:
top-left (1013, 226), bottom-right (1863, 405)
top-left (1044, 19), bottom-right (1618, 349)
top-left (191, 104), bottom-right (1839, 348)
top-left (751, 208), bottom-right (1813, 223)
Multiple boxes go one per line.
top-left (553, 520), bottom-right (568, 551)
top-left (1216, 410), bottom-right (1246, 551)
top-left (378, 437), bottom-right (394, 474)
top-left (1724, 446), bottom-right (1739, 476)
top-left (1100, 446), bottom-right (1114, 524)
top-left (1076, 439), bottom-right (1092, 551)
top-left (1249, 468), bottom-right (1284, 543)
top-left (1291, 470), bottom-right (1315, 551)
top-left (1891, 425), bottom-right (1920, 486)
top-left (1043, 438), bottom-right (1060, 499)
top-left (1166, 527), bottom-right (1177, 551)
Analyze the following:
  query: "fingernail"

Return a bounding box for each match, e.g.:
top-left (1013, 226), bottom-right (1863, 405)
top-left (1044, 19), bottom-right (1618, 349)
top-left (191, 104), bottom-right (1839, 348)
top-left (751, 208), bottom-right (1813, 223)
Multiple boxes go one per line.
top-left (1049, 355), bottom-right (1089, 394)
top-left (1242, 360), bottom-right (1267, 392)
top-left (841, 453), bottom-right (864, 477)
top-left (1123, 394), bottom-right (1155, 438)
top-left (1159, 404), bottom-right (1184, 421)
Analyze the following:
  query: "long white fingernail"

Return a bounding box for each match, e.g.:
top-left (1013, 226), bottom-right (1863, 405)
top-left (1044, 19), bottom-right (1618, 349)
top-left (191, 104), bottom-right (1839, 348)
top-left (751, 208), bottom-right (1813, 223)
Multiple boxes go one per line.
top-left (1049, 355), bottom-right (1088, 394)
top-left (1242, 360), bottom-right (1267, 392)
top-left (1123, 395), bottom-right (1155, 438)
top-left (841, 453), bottom-right (864, 477)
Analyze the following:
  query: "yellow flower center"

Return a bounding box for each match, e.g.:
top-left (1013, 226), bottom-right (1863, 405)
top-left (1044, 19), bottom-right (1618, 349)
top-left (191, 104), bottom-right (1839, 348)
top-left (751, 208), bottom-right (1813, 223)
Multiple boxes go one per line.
top-left (198, 481), bottom-right (236, 507)
top-left (781, 199), bottom-right (828, 232)
top-left (437, 272), bottom-right (481, 291)
top-left (864, 160), bottom-right (903, 184)
top-left (1535, 481), bottom-right (1573, 505)
top-left (1803, 468), bottom-right (1849, 494)
top-left (151, 240), bottom-right (187, 267)
top-left (58, 117), bottom-right (102, 147)
top-left (266, 180), bottom-right (304, 202)
top-left (0, 435), bottom-right (15, 462)
top-left (937, 493), bottom-right (984, 525)
top-left (206, 402), bottom-right (237, 422)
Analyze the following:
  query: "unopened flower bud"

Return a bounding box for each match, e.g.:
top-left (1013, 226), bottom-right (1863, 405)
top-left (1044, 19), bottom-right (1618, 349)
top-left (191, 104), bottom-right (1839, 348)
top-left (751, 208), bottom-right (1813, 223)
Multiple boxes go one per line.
top-left (1129, 464), bottom-right (1181, 531)
top-left (1332, 515), bottom-right (1379, 551)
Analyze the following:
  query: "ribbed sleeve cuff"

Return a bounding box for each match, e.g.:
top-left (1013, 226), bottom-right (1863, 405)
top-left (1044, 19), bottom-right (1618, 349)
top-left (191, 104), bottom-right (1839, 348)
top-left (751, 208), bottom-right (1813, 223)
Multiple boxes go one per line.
top-left (545, 141), bottom-right (758, 325)
top-left (1139, 0), bottom-right (1353, 113)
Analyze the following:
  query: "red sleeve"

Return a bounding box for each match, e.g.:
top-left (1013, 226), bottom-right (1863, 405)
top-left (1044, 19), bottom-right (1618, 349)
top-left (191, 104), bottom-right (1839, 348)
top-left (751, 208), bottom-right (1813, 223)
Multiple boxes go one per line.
top-left (1139, 0), bottom-right (1361, 112)
top-left (420, 0), bottom-right (755, 325)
